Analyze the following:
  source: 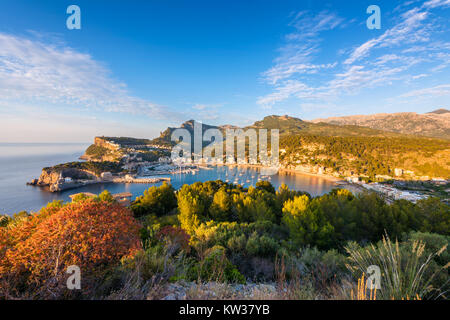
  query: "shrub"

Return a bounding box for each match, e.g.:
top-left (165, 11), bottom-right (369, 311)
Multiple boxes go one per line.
top-left (256, 181), bottom-right (276, 194)
top-left (209, 188), bottom-right (233, 222)
top-left (132, 183), bottom-right (177, 217)
top-left (415, 197), bottom-right (450, 235)
top-left (120, 245), bottom-right (193, 284)
top-left (177, 185), bottom-right (208, 235)
top-left (0, 215), bottom-right (10, 227)
top-left (282, 195), bottom-right (334, 249)
top-left (98, 190), bottom-right (115, 202)
top-left (190, 245), bottom-right (245, 284)
top-left (402, 232), bottom-right (450, 295)
top-left (404, 232), bottom-right (449, 267)
top-left (157, 226), bottom-right (191, 254)
top-left (345, 235), bottom-right (448, 300)
top-left (0, 199), bottom-right (142, 298)
top-left (288, 247), bottom-right (348, 287)
top-left (227, 234), bottom-right (247, 252)
top-left (245, 233), bottom-right (280, 257)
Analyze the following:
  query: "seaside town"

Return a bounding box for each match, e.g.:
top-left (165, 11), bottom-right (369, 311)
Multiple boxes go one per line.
top-left (26, 136), bottom-right (449, 205)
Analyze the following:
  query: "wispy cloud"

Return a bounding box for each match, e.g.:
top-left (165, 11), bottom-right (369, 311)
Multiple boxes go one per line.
top-left (192, 103), bottom-right (223, 111)
top-left (258, 1), bottom-right (450, 110)
top-left (261, 11), bottom-right (343, 87)
top-left (344, 0), bottom-right (450, 65)
top-left (187, 103), bottom-right (225, 122)
top-left (423, 0), bottom-right (450, 9)
top-left (399, 84), bottom-right (450, 98)
top-left (0, 32), bottom-right (181, 120)
top-left (257, 80), bottom-right (315, 107)
top-left (344, 8), bottom-right (429, 65)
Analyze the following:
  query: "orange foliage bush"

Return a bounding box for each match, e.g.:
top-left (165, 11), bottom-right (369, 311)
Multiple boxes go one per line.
top-left (0, 199), bottom-right (142, 297)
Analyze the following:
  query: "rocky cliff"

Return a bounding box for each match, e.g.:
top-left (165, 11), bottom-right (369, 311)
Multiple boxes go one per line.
top-left (93, 137), bottom-right (120, 151)
top-left (80, 137), bottom-right (123, 162)
top-left (33, 167), bottom-right (98, 187)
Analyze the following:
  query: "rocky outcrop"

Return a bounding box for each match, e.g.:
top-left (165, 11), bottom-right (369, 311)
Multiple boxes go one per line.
top-left (29, 167), bottom-right (99, 192)
top-left (80, 137), bottom-right (122, 162)
top-left (34, 168), bottom-right (62, 186)
top-left (49, 180), bottom-right (101, 192)
top-left (94, 137), bottom-right (120, 151)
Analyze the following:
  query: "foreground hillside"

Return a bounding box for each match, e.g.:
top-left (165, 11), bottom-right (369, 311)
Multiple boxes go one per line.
top-left (1, 181), bottom-right (448, 300)
top-left (311, 109), bottom-right (450, 140)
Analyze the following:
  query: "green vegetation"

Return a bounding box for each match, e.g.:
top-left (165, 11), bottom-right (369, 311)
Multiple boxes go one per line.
top-left (84, 144), bottom-right (111, 159)
top-left (346, 234), bottom-right (449, 300)
top-left (281, 135), bottom-right (450, 179)
top-left (45, 161), bottom-right (125, 175)
top-left (1, 180), bottom-right (448, 300)
top-left (128, 181), bottom-right (449, 298)
top-left (251, 115), bottom-right (404, 137)
top-left (70, 190), bottom-right (116, 203)
top-left (101, 136), bottom-right (152, 146)
top-left (135, 149), bottom-right (170, 162)
top-left (85, 144), bottom-right (109, 156)
top-left (131, 183), bottom-right (177, 217)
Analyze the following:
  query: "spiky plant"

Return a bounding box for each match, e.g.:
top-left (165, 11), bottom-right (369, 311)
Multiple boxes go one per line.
top-left (345, 234), bottom-right (448, 300)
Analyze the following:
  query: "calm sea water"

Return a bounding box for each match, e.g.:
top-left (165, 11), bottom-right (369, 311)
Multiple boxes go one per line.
top-left (0, 143), bottom-right (337, 215)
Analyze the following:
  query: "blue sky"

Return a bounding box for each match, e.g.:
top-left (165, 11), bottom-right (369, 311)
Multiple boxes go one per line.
top-left (0, 0), bottom-right (449, 142)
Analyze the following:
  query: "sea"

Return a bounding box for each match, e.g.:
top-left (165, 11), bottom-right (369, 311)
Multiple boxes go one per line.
top-left (0, 143), bottom-right (337, 215)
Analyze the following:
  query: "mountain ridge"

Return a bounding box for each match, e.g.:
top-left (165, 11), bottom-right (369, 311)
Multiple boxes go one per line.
top-left (149, 114), bottom-right (414, 147)
top-left (310, 109), bottom-right (450, 139)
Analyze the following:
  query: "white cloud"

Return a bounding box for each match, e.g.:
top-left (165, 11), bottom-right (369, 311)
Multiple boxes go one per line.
top-left (192, 103), bottom-right (223, 111)
top-left (258, 1), bottom-right (450, 110)
top-left (399, 84), bottom-right (450, 98)
top-left (345, 0), bottom-right (450, 65)
top-left (263, 62), bottom-right (337, 85)
top-left (257, 80), bottom-right (314, 107)
top-left (258, 11), bottom-right (344, 107)
top-left (261, 11), bottom-right (343, 85)
top-left (192, 104), bottom-right (208, 110)
top-left (344, 8), bottom-right (429, 65)
top-left (412, 73), bottom-right (429, 79)
top-left (0, 32), bottom-right (180, 120)
top-left (423, 0), bottom-right (450, 9)
top-left (187, 103), bottom-right (225, 122)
